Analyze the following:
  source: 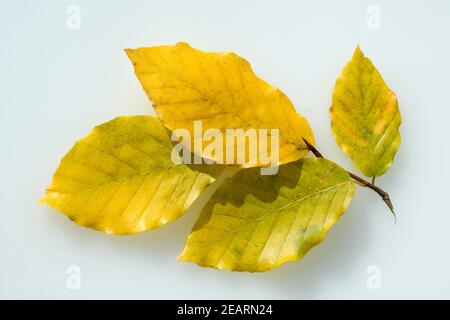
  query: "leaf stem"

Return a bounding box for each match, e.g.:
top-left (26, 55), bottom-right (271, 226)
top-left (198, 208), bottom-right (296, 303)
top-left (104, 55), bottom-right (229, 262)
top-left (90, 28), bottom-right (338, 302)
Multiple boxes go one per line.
top-left (301, 138), bottom-right (395, 219)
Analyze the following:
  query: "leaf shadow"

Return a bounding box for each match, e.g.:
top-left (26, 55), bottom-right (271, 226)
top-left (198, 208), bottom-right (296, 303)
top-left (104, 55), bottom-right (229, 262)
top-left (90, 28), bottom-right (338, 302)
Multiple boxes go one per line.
top-left (190, 161), bottom-right (304, 233)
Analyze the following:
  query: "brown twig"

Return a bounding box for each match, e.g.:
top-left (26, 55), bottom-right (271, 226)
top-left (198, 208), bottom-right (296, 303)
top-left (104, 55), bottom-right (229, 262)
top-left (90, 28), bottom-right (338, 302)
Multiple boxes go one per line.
top-left (301, 138), bottom-right (395, 220)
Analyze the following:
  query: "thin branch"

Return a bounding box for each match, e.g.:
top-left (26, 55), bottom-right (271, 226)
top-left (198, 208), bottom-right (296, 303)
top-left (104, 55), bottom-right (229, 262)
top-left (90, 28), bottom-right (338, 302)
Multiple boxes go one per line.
top-left (301, 138), bottom-right (395, 219)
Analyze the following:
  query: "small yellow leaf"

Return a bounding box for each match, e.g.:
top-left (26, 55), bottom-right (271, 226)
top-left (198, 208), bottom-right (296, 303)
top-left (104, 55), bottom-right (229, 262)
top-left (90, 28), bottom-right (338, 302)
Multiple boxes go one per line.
top-left (126, 42), bottom-right (315, 166)
top-left (40, 116), bottom-right (222, 235)
top-left (178, 158), bottom-right (355, 272)
top-left (330, 46), bottom-right (401, 177)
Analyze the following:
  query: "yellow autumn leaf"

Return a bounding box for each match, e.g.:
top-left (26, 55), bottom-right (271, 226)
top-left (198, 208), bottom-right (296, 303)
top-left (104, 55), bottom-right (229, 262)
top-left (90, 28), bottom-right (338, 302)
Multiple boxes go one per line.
top-left (125, 42), bottom-right (315, 167)
top-left (40, 116), bottom-right (223, 235)
top-left (178, 158), bottom-right (355, 272)
top-left (330, 46), bottom-right (401, 177)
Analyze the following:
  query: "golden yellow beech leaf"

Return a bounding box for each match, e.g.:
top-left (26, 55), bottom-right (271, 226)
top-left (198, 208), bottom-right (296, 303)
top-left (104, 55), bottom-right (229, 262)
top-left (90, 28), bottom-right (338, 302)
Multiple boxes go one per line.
top-left (178, 158), bottom-right (355, 272)
top-left (40, 116), bottom-right (223, 235)
top-left (125, 42), bottom-right (315, 167)
top-left (330, 46), bottom-right (401, 178)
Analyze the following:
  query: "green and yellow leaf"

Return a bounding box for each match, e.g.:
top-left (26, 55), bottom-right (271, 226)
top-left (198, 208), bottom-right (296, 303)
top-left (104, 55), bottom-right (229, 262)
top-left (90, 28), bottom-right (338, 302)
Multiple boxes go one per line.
top-left (40, 116), bottom-right (223, 235)
top-left (178, 158), bottom-right (355, 272)
top-left (330, 46), bottom-right (401, 177)
top-left (126, 42), bottom-right (315, 166)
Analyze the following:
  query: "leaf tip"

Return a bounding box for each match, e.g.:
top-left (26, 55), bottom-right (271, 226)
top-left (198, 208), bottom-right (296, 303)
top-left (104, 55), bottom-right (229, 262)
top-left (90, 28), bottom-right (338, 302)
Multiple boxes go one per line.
top-left (38, 191), bottom-right (52, 205)
top-left (124, 48), bottom-right (137, 63)
top-left (353, 44), bottom-right (364, 58)
top-left (176, 253), bottom-right (185, 262)
top-left (176, 251), bottom-right (196, 265)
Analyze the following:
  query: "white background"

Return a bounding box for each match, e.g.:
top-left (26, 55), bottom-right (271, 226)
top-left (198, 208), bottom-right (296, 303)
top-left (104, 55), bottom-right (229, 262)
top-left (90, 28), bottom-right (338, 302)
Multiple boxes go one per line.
top-left (1, 0), bottom-right (449, 299)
